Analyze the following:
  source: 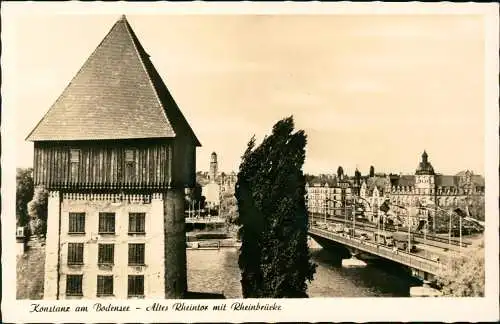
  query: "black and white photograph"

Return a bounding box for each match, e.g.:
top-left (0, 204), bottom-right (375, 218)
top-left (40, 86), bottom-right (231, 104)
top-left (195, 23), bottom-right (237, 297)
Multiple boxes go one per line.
top-left (2, 2), bottom-right (499, 323)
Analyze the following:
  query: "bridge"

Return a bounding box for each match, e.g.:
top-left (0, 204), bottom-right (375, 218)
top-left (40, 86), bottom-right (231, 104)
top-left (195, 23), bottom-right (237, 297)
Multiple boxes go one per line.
top-left (307, 214), bottom-right (474, 282)
top-left (309, 227), bottom-right (443, 276)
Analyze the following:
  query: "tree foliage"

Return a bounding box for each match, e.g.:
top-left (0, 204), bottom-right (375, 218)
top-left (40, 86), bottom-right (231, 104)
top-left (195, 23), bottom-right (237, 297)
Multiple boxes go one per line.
top-left (16, 168), bottom-right (34, 227)
top-left (435, 243), bottom-right (484, 296)
top-left (235, 116), bottom-right (316, 298)
top-left (185, 182), bottom-right (206, 211)
top-left (369, 165), bottom-right (375, 177)
top-left (466, 195), bottom-right (485, 221)
top-left (27, 186), bottom-right (49, 237)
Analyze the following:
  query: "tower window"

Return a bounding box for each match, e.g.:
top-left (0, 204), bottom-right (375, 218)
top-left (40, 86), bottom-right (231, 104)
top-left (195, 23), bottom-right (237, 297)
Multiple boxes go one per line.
top-left (70, 149), bottom-right (81, 182)
top-left (128, 243), bottom-right (145, 265)
top-left (70, 149), bottom-right (80, 163)
top-left (66, 274), bottom-right (83, 296)
top-left (68, 213), bottom-right (85, 234)
top-left (128, 275), bottom-right (144, 297)
top-left (129, 213), bottom-right (146, 234)
top-left (67, 243), bottom-right (84, 265)
top-left (125, 149), bottom-right (137, 182)
top-left (97, 275), bottom-right (114, 296)
top-left (98, 244), bottom-right (114, 265)
top-left (98, 213), bottom-right (115, 234)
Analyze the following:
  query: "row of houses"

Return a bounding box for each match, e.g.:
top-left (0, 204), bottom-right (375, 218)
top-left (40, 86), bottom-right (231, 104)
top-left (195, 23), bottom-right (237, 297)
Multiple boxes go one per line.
top-left (306, 151), bottom-right (485, 227)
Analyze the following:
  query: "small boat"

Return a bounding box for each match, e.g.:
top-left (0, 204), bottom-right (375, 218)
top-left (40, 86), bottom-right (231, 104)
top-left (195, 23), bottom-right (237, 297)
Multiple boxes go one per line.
top-left (341, 257), bottom-right (367, 268)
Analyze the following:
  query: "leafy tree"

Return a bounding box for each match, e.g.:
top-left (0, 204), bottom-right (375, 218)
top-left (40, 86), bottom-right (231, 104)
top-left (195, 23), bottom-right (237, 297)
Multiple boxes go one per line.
top-left (369, 165), bottom-right (375, 177)
top-left (235, 116), bottom-right (316, 298)
top-left (27, 186), bottom-right (49, 237)
top-left (467, 195), bottom-right (485, 221)
top-left (16, 168), bottom-right (34, 228)
top-left (337, 166), bottom-right (344, 180)
top-left (185, 182), bottom-right (207, 211)
top-left (435, 243), bottom-right (484, 296)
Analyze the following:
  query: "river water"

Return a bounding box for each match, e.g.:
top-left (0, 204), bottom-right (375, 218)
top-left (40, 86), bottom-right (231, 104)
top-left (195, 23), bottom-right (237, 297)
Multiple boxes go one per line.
top-left (187, 247), bottom-right (416, 298)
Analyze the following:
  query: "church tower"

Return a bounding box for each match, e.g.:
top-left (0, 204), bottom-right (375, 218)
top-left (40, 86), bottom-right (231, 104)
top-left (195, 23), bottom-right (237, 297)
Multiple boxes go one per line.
top-left (26, 15), bottom-right (200, 299)
top-left (415, 151), bottom-right (435, 192)
top-left (415, 151), bottom-right (436, 208)
top-left (209, 152), bottom-right (218, 183)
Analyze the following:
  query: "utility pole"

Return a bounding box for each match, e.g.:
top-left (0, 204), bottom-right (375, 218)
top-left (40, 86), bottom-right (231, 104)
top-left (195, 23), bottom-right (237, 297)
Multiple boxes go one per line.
top-left (407, 210), bottom-right (411, 253)
top-left (352, 195), bottom-right (356, 236)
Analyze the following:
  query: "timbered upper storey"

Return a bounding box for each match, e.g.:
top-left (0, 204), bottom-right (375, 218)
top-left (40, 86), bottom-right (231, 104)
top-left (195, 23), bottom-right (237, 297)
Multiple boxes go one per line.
top-left (26, 15), bottom-right (200, 190)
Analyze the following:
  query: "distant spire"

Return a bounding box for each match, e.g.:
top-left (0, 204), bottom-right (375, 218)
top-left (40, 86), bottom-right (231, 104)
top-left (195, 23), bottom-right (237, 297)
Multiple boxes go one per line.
top-left (120, 14), bottom-right (127, 21)
top-left (422, 150), bottom-right (428, 163)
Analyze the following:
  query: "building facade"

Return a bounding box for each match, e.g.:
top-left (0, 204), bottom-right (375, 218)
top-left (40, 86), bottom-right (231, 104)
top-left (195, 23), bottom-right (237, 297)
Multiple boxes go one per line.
top-left (27, 16), bottom-right (200, 299)
top-left (306, 182), bottom-right (353, 218)
top-left (306, 151), bottom-right (485, 229)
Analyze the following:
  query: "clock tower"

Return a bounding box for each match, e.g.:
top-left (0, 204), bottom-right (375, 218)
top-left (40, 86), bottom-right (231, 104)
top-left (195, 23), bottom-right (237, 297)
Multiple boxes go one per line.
top-left (415, 150), bottom-right (435, 197)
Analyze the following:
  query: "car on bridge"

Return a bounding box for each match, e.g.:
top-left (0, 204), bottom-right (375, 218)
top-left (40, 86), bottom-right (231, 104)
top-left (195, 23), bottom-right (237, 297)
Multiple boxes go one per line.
top-left (373, 231), bottom-right (394, 246)
top-left (393, 232), bottom-right (417, 252)
top-left (329, 223), bottom-right (344, 233)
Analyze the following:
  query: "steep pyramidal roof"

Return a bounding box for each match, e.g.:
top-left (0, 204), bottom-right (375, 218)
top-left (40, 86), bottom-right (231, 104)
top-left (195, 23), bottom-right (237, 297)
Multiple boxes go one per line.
top-left (27, 15), bottom-right (200, 145)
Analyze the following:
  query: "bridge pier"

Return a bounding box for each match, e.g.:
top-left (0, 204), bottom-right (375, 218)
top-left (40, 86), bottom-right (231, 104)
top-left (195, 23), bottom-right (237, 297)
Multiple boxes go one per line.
top-left (410, 280), bottom-right (442, 297)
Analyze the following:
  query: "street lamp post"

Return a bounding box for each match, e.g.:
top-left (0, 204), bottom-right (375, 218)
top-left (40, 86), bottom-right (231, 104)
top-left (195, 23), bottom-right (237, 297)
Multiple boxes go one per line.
top-left (448, 209), bottom-right (452, 251)
top-left (420, 204), bottom-right (455, 261)
top-left (324, 197), bottom-right (328, 225)
top-left (392, 203), bottom-right (410, 253)
top-left (459, 211), bottom-right (462, 251)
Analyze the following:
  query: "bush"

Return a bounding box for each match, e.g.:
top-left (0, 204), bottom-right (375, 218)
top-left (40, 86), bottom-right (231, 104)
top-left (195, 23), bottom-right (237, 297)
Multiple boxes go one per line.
top-left (28, 186), bottom-right (49, 238)
top-left (435, 242), bottom-right (484, 296)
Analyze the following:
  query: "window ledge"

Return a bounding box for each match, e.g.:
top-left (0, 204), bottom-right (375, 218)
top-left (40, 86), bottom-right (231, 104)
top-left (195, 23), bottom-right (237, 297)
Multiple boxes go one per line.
top-left (96, 294), bottom-right (115, 297)
top-left (67, 263), bottom-right (84, 266)
top-left (127, 295), bottom-right (145, 299)
top-left (68, 232), bottom-right (86, 235)
top-left (98, 232), bottom-right (116, 235)
top-left (128, 232), bottom-right (146, 235)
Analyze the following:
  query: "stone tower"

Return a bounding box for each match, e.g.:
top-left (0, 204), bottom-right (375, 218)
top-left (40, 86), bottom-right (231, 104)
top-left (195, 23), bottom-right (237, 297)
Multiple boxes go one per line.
top-left (26, 15), bottom-right (200, 299)
top-left (415, 150), bottom-right (436, 195)
top-left (209, 152), bottom-right (218, 183)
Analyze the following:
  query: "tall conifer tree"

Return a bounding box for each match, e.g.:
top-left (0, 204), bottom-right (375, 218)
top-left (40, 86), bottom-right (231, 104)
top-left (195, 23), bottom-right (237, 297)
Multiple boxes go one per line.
top-left (235, 116), bottom-right (316, 298)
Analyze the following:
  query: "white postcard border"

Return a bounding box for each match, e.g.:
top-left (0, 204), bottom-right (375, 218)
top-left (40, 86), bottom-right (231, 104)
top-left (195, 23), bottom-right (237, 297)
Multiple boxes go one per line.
top-left (2, 1), bottom-right (499, 323)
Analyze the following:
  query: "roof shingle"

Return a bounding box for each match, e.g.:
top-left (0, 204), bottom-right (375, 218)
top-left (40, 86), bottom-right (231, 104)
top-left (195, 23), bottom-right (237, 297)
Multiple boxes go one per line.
top-left (27, 15), bottom-right (200, 145)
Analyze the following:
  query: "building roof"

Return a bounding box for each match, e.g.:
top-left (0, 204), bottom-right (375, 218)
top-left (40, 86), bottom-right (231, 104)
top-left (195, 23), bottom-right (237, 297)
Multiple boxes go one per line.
top-left (415, 151), bottom-right (435, 175)
top-left (366, 176), bottom-right (389, 190)
top-left (435, 175), bottom-right (459, 187)
top-left (26, 15), bottom-right (200, 145)
top-left (392, 175), bottom-right (415, 187)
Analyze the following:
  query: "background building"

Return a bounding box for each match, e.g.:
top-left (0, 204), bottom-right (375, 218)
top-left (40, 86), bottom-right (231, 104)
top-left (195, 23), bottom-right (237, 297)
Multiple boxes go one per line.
top-left (201, 152), bottom-right (237, 211)
top-left (26, 16), bottom-right (200, 299)
top-left (307, 151), bottom-right (485, 230)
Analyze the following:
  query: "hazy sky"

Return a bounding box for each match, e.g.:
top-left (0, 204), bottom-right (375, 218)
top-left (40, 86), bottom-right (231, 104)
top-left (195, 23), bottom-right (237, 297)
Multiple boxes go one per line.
top-left (5, 12), bottom-right (487, 176)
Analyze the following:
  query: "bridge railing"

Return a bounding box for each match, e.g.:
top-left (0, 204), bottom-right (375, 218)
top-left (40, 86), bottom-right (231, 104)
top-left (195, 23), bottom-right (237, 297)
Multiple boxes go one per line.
top-left (309, 227), bottom-right (444, 274)
top-left (309, 213), bottom-right (470, 248)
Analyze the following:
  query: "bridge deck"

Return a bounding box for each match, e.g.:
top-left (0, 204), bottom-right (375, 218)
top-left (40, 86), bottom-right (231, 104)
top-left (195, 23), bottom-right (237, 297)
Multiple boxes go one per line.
top-left (309, 227), bottom-right (444, 275)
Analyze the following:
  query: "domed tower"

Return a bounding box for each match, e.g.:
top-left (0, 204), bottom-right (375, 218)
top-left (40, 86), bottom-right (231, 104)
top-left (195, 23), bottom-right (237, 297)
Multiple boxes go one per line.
top-left (415, 150), bottom-right (435, 196)
top-left (209, 152), bottom-right (218, 183)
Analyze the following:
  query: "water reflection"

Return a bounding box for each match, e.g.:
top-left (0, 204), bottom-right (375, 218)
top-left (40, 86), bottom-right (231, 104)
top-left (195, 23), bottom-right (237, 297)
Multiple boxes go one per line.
top-left (187, 247), bottom-right (416, 298)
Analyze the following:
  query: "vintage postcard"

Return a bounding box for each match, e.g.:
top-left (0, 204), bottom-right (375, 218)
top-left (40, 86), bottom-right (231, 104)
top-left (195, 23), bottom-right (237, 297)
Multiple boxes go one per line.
top-left (2, 1), bottom-right (499, 323)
